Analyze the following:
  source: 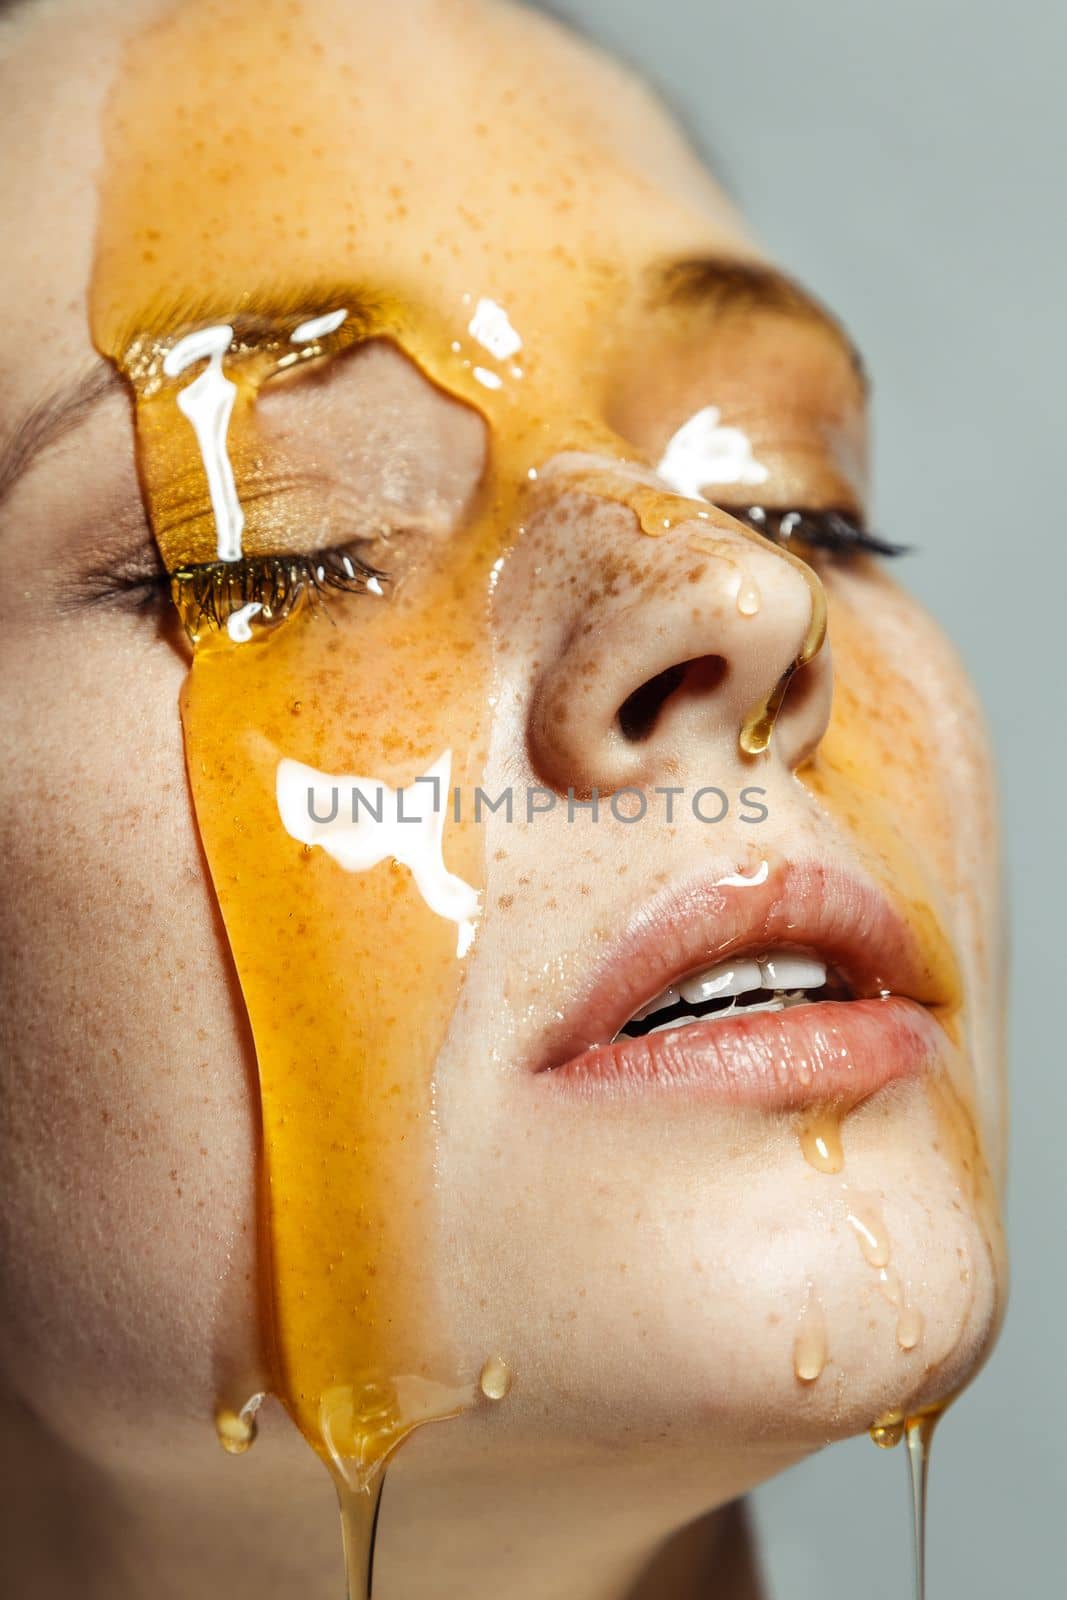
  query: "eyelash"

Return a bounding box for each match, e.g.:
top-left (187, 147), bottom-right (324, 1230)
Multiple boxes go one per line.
top-left (169, 544), bottom-right (386, 637)
top-left (71, 535), bottom-right (387, 627)
top-left (726, 506), bottom-right (908, 558)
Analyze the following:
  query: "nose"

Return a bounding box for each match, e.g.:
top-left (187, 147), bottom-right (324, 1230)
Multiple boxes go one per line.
top-left (520, 486), bottom-right (832, 796)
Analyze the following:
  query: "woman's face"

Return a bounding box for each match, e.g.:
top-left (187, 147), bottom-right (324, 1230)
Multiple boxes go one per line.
top-left (0, 0), bottom-right (1004, 1539)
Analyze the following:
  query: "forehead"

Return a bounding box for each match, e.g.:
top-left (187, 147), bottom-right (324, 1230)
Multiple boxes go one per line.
top-left (90, 0), bottom-right (753, 363)
top-left (0, 0), bottom-right (750, 415)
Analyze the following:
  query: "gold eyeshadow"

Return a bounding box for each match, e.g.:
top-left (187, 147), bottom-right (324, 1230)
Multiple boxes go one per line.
top-left (119, 310), bottom-right (373, 570)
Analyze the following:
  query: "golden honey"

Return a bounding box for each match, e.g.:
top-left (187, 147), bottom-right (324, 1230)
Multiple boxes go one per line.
top-left (85, 0), bottom-right (1004, 1587)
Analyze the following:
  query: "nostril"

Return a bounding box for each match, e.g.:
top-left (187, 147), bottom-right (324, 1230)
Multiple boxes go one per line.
top-left (616, 655), bottom-right (727, 743)
top-left (617, 664), bottom-right (685, 742)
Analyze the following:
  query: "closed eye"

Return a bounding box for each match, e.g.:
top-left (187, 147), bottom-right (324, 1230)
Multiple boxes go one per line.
top-left (169, 544), bottom-right (388, 640)
top-left (69, 534), bottom-right (389, 640)
top-left (725, 505), bottom-right (910, 558)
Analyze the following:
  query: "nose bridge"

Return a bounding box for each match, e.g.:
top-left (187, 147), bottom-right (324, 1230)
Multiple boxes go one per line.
top-left (511, 479), bottom-right (832, 795)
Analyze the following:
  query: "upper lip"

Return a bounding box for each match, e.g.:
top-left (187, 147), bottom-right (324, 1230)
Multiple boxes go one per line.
top-left (535, 857), bottom-right (958, 1072)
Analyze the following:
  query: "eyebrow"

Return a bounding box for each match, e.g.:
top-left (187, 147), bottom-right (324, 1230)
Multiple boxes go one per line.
top-left (0, 281), bottom-right (380, 514)
top-left (650, 256), bottom-right (868, 389)
top-left (112, 278), bottom-right (382, 363)
top-left (0, 361), bottom-right (125, 513)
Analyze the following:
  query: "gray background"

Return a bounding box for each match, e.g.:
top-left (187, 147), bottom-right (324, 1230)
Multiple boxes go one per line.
top-left (554, 1), bottom-right (1064, 1594)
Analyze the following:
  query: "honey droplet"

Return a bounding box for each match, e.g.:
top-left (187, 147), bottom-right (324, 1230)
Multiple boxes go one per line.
top-left (869, 1409), bottom-right (905, 1449)
top-left (877, 1263), bottom-right (904, 1307)
top-left (739, 666), bottom-right (795, 755)
top-left (797, 1104), bottom-right (844, 1173)
top-left (876, 1265), bottom-right (924, 1351)
top-left (215, 1405), bottom-right (258, 1455)
top-left (214, 1392), bottom-right (265, 1455)
top-left (792, 1289), bottom-right (828, 1383)
top-left (736, 571), bottom-right (761, 616)
top-left (896, 1304), bottom-right (925, 1351)
top-left (479, 1355), bottom-right (512, 1401)
top-left (847, 1205), bottom-right (891, 1268)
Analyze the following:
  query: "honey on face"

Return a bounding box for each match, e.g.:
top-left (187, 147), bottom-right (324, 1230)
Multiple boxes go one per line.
top-left (89, 0), bottom-right (837, 1487)
top-left (86, 0), bottom-right (1005, 1588)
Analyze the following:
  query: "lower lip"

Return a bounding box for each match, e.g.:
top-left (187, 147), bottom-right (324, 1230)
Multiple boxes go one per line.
top-left (540, 997), bottom-right (941, 1109)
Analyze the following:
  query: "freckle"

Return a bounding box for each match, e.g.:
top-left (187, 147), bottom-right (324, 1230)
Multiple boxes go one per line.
top-left (767, 1312), bottom-right (781, 1326)
top-left (497, 894), bottom-right (514, 910)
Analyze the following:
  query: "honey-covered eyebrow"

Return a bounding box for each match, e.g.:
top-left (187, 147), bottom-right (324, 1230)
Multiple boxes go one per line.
top-left (109, 278), bottom-right (382, 359)
top-left (0, 281), bottom-right (378, 515)
top-left (648, 256), bottom-right (868, 389)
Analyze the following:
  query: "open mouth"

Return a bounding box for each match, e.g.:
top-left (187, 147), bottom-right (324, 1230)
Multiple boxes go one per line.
top-left (615, 952), bottom-right (851, 1039)
top-left (536, 861), bottom-right (956, 1108)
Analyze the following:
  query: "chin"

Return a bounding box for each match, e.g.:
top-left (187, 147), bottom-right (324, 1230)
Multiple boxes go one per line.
top-left (639, 1076), bottom-right (1004, 1456)
top-left (445, 1067), bottom-right (1003, 1474)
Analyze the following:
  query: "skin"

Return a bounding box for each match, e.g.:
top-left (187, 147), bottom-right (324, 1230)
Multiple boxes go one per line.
top-left (0, 2), bottom-right (1005, 1597)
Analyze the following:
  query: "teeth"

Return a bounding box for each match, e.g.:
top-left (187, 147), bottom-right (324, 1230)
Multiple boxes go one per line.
top-left (647, 1015), bottom-right (699, 1034)
top-left (631, 987), bottom-right (680, 1021)
top-left (678, 958), bottom-right (763, 1005)
top-left (758, 955), bottom-right (826, 991)
top-left (625, 951), bottom-right (830, 1033)
top-left (646, 994), bottom-right (792, 1034)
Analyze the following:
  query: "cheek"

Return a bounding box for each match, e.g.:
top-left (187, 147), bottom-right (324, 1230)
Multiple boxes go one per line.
top-left (805, 566), bottom-right (1005, 1163)
top-left (803, 566), bottom-right (1000, 989)
top-left (174, 554), bottom-right (499, 1465)
top-left (810, 580), bottom-right (970, 887)
top-left (0, 619), bottom-right (262, 1448)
